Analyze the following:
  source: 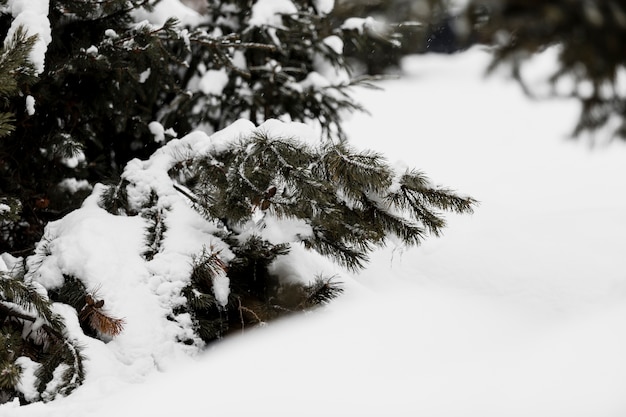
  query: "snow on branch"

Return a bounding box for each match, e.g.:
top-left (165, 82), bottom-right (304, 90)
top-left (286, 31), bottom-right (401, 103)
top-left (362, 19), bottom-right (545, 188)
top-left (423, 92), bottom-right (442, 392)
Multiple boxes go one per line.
top-left (3, 0), bottom-right (51, 75)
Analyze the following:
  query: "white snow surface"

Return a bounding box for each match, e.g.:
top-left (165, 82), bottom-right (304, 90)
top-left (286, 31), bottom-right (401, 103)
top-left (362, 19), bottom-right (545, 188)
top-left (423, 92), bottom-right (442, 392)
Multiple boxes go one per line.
top-left (6, 47), bottom-right (626, 416)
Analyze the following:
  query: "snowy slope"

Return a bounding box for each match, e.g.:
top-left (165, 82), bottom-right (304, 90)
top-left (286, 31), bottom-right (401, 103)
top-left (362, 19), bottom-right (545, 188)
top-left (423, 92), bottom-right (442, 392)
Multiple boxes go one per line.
top-left (6, 48), bottom-right (626, 417)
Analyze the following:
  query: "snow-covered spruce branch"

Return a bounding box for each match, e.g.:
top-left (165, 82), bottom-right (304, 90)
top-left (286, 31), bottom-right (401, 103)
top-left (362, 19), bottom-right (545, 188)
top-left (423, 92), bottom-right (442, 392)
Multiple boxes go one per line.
top-left (178, 123), bottom-right (476, 269)
top-left (0, 273), bottom-right (85, 401)
top-left (0, 273), bottom-right (61, 329)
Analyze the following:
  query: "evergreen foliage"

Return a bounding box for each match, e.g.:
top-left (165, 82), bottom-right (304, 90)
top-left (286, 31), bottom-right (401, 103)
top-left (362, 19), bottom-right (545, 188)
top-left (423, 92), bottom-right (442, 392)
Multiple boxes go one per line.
top-left (173, 242), bottom-right (336, 342)
top-left (0, 0), bottom-right (391, 256)
top-left (163, 0), bottom-right (383, 138)
top-left (0, 0), bottom-right (478, 404)
top-left (185, 130), bottom-right (474, 270)
top-left (0, 265), bottom-right (84, 404)
top-left (95, 120), bottom-right (474, 343)
top-left (0, 26), bottom-right (38, 250)
top-left (47, 275), bottom-right (125, 339)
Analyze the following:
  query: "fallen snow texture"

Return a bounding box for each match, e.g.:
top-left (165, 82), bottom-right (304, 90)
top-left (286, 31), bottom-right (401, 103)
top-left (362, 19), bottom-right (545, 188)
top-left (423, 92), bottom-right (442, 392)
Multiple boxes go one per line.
top-left (8, 47), bottom-right (626, 416)
top-left (3, 0), bottom-right (51, 75)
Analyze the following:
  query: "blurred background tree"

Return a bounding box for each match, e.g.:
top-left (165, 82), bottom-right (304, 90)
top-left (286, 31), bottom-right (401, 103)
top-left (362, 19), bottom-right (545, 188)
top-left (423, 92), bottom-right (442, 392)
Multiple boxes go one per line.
top-left (461, 0), bottom-right (626, 139)
top-left (331, 0), bottom-right (626, 138)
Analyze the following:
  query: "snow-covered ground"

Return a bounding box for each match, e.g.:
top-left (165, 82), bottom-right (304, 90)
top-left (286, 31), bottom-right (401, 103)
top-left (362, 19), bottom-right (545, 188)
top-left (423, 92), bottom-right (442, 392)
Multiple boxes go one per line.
top-left (7, 48), bottom-right (626, 417)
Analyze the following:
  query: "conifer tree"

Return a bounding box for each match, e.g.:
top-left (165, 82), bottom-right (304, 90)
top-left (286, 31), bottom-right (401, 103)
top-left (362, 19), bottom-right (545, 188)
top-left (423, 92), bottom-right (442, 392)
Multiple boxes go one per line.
top-left (95, 119), bottom-right (475, 343)
top-left (1, 0), bottom-right (477, 404)
top-left (0, 25), bottom-right (38, 249)
top-left (0, 0), bottom-right (394, 255)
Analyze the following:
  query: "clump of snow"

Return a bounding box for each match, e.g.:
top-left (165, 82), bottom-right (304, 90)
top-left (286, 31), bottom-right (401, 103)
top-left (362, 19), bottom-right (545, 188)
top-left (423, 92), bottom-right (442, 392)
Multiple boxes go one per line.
top-left (104, 29), bottom-right (118, 39)
top-left (25, 95), bottom-right (35, 115)
top-left (0, 203), bottom-right (10, 215)
top-left (248, 0), bottom-right (297, 27)
top-left (57, 178), bottom-right (92, 194)
top-left (5, 0), bottom-right (48, 14)
top-left (61, 149), bottom-right (85, 169)
top-left (138, 68), bottom-right (151, 83)
top-left (257, 118), bottom-right (320, 145)
top-left (211, 272), bottom-right (230, 308)
top-left (131, 0), bottom-right (203, 27)
top-left (312, 35), bottom-right (350, 83)
top-left (198, 118), bottom-right (256, 154)
top-left (323, 35), bottom-right (343, 54)
top-left (15, 357), bottom-right (41, 403)
top-left (85, 45), bottom-right (98, 57)
top-left (148, 121), bottom-right (166, 143)
top-left (0, 252), bottom-right (20, 273)
top-left (314, 0), bottom-right (334, 14)
top-left (3, 0), bottom-right (51, 75)
top-left (341, 16), bottom-right (373, 34)
top-left (148, 122), bottom-right (177, 144)
top-left (198, 68), bottom-right (229, 95)
top-left (341, 16), bottom-right (395, 45)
